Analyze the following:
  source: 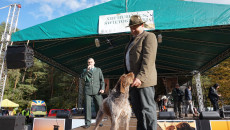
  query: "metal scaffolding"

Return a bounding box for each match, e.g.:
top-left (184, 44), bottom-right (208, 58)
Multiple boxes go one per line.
top-left (0, 4), bottom-right (21, 108)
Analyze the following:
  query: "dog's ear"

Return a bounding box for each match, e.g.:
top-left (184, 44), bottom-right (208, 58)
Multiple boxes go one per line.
top-left (120, 76), bottom-right (126, 94)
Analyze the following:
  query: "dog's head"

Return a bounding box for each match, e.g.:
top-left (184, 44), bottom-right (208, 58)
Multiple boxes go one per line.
top-left (116, 72), bottom-right (134, 94)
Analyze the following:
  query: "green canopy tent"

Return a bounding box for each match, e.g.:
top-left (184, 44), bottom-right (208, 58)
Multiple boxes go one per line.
top-left (11, 0), bottom-right (230, 78)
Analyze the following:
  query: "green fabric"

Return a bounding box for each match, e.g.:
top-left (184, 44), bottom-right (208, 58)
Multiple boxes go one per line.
top-left (85, 94), bottom-right (102, 125)
top-left (81, 67), bottom-right (105, 95)
top-left (11, 0), bottom-right (230, 42)
top-left (9, 0), bottom-right (230, 77)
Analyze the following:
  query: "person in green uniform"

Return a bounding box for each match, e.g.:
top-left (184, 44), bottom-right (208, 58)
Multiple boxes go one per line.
top-left (81, 58), bottom-right (105, 128)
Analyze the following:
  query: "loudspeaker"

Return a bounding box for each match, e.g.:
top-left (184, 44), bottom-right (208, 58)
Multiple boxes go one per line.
top-left (56, 112), bottom-right (71, 118)
top-left (223, 105), bottom-right (230, 111)
top-left (0, 116), bottom-right (25, 130)
top-left (159, 111), bottom-right (176, 119)
top-left (199, 111), bottom-right (221, 120)
top-left (6, 45), bottom-right (34, 69)
top-left (222, 105), bottom-right (230, 118)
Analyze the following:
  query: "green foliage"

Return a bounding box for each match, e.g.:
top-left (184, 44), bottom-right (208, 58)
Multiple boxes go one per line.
top-left (1, 21), bottom-right (78, 111)
top-left (0, 22), bottom-right (5, 34)
top-left (192, 58), bottom-right (230, 108)
top-left (4, 58), bottom-right (78, 110)
top-left (206, 58), bottom-right (230, 106)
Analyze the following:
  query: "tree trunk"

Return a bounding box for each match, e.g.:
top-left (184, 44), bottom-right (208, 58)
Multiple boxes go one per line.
top-left (50, 67), bottom-right (54, 99)
top-left (21, 68), bottom-right (27, 83)
top-left (14, 73), bottom-right (20, 89)
top-left (74, 77), bottom-right (79, 108)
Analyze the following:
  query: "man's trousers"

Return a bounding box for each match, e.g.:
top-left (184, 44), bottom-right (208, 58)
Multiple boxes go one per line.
top-left (130, 86), bottom-right (157, 130)
top-left (85, 94), bottom-right (103, 126)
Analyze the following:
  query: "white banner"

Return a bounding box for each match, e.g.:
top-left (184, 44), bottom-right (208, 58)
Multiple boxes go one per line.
top-left (99, 10), bottom-right (155, 34)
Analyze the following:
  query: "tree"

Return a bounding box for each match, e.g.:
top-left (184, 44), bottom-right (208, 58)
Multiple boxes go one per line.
top-left (1, 22), bottom-right (78, 110)
top-left (205, 58), bottom-right (230, 106)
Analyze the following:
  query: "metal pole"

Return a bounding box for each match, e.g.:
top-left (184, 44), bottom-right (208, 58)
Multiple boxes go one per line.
top-left (0, 4), bottom-right (21, 108)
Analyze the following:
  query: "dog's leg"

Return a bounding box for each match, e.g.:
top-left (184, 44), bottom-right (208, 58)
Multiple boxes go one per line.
top-left (110, 115), bottom-right (119, 130)
top-left (93, 109), bottom-right (104, 130)
top-left (124, 115), bottom-right (131, 130)
top-left (124, 108), bottom-right (131, 130)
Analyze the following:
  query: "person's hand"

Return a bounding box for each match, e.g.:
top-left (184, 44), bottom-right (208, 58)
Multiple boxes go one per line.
top-left (131, 78), bottom-right (142, 87)
top-left (87, 65), bottom-right (92, 71)
top-left (219, 94), bottom-right (221, 97)
top-left (99, 90), bottom-right (104, 94)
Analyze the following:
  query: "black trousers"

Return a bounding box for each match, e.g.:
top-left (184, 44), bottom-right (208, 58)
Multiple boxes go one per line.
top-left (174, 101), bottom-right (182, 116)
top-left (211, 100), bottom-right (219, 111)
top-left (130, 86), bottom-right (157, 130)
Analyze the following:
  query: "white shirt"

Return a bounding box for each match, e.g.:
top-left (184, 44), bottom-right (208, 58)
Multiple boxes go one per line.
top-left (125, 32), bottom-right (144, 72)
top-left (125, 40), bottom-right (135, 72)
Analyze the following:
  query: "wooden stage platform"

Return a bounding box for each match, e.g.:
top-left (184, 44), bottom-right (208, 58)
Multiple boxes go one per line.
top-left (71, 114), bottom-right (199, 130)
top-left (30, 113), bottom-right (230, 130)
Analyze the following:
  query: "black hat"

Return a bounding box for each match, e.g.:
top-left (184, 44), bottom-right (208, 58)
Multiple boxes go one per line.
top-left (213, 83), bottom-right (219, 88)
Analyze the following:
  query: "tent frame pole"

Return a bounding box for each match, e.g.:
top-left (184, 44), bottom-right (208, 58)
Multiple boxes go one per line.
top-left (0, 4), bottom-right (21, 108)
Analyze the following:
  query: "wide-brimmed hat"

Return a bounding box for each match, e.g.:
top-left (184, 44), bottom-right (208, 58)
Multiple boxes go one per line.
top-left (127, 15), bottom-right (145, 27)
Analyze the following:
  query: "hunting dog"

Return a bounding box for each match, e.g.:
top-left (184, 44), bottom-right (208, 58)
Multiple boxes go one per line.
top-left (94, 72), bottom-right (134, 130)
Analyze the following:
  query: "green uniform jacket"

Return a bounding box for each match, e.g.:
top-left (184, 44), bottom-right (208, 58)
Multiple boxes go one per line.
top-left (81, 67), bottom-right (105, 95)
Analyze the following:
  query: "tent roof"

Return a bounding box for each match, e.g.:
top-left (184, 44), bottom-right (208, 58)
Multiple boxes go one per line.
top-left (11, 0), bottom-right (230, 78)
top-left (1, 99), bottom-right (19, 107)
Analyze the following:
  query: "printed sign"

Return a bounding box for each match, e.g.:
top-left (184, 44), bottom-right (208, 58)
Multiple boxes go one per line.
top-left (99, 10), bottom-right (155, 34)
top-left (33, 118), bottom-right (65, 130)
top-left (157, 120), bottom-right (196, 130)
top-left (210, 120), bottom-right (230, 130)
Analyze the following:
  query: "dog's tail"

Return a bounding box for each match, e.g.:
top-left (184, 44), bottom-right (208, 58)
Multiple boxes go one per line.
top-left (93, 109), bottom-right (104, 130)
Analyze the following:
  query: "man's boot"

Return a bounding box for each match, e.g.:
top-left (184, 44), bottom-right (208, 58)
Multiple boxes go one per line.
top-left (175, 112), bottom-right (178, 119)
top-left (179, 113), bottom-right (183, 118)
top-left (185, 113), bottom-right (188, 117)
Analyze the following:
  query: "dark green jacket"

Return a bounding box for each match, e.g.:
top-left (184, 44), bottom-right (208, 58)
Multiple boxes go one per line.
top-left (81, 67), bottom-right (105, 95)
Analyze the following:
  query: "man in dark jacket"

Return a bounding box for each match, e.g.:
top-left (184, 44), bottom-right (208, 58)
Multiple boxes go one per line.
top-left (81, 58), bottom-right (105, 128)
top-left (172, 84), bottom-right (184, 118)
top-left (208, 83), bottom-right (221, 111)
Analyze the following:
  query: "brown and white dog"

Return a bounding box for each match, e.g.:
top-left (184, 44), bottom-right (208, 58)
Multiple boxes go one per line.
top-left (94, 72), bottom-right (134, 130)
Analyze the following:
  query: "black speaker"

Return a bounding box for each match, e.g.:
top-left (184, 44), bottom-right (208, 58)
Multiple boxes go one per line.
top-left (199, 111), bottom-right (221, 120)
top-left (222, 105), bottom-right (230, 118)
top-left (56, 112), bottom-right (71, 118)
top-left (223, 105), bottom-right (230, 111)
top-left (0, 116), bottom-right (25, 130)
top-left (6, 45), bottom-right (34, 69)
top-left (159, 111), bottom-right (176, 119)
top-left (55, 115), bottom-right (72, 130)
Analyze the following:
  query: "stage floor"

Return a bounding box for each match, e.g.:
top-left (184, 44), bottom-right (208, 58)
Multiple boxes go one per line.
top-left (71, 114), bottom-right (198, 130)
top-left (72, 117), bottom-right (137, 130)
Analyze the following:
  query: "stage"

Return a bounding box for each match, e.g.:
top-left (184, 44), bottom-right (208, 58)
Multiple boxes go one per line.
top-left (24, 113), bottom-right (230, 130)
top-left (69, 114), bottom-right (230, 130)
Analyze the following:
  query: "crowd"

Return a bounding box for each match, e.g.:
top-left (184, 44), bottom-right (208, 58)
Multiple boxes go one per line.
top-left (158, 83), bottom-right (221, 119)
top-left (0, 107), bottom-right (17, 116)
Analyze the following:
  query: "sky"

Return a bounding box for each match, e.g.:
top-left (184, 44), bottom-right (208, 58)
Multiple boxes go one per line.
top-left (0, 0), bottom-right (110, 30)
